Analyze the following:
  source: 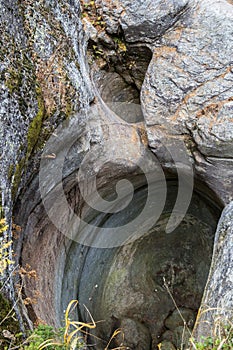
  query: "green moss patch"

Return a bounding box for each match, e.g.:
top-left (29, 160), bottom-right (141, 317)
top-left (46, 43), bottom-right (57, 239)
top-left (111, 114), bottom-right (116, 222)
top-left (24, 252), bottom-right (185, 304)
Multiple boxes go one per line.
top-left (26, 86), bottom-right (45, 160)
top-left (0, 293), bottom-right (22, 349)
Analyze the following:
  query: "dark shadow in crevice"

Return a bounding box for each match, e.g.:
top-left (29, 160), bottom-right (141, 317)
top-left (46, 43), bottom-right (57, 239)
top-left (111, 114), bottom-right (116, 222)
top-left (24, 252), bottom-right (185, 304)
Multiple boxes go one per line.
top-left (93, 45), bottom-right (152, 123)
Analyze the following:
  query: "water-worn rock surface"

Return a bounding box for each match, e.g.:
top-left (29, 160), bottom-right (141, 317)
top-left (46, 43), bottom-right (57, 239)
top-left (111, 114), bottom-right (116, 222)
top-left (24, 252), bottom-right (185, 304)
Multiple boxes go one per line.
top-left (141, 0), bottom-right (233, 205)
top-left (194, 201), bottom-right (233, 340)
top-left (0, 0), bottom-right (232, 349)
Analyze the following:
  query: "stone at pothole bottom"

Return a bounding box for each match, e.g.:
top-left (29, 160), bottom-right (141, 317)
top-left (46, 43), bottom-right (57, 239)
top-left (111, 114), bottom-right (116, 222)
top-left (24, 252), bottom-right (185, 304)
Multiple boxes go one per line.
top-left (76, 194), bottom-right (219, 349)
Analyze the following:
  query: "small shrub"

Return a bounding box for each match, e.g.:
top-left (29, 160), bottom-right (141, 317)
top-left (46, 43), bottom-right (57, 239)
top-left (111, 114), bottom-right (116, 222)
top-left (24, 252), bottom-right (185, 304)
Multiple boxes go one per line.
top-left (23, 325), bottom-right (65, 350)
top-left (0, 293), bottom-right (22, 349)
top-left (190, 322), bottom-right (233, 350)
top-left (39, 300), bottom-right (95, 349)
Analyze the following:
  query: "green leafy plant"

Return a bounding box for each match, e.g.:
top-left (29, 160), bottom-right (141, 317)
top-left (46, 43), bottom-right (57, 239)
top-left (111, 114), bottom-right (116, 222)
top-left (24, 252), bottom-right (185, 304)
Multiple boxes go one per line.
top-left (23, 325), bottom-right (65, 350)
top-left (37, 300), bottom-right (126, 350)
top-left (0, 293), bottom-right (22, 349)
top-left (189, 322), bottom-right (233, 350)
top-left (113, 37), bottom-right (127, 53)
top-left (39, 300), bottom-right (96, 349)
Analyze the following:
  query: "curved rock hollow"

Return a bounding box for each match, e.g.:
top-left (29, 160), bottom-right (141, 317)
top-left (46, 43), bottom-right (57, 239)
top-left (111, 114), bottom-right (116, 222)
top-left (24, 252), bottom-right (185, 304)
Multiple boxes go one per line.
top-left (17, 165), bottom-right (222, 349)
top-left (14, 29), bottom-right (224, 349)
top-left (93, 45), bottom-right (152, 123)
top-left (64, 180), bottom-right (222, 349)
top-left (1, 0), bottom-right (232, 347)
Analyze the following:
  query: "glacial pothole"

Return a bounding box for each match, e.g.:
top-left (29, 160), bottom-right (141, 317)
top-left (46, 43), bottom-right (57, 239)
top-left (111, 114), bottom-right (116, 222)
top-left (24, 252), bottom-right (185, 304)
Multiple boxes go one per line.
top-left (59, 179), bottom-right (222, 349)
top-left (14, 82), bottom-right (223, 349)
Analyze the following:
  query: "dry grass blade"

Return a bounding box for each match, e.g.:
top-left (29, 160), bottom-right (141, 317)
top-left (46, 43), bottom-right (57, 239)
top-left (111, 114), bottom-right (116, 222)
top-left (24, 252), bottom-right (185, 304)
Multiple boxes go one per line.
top-left (39, 299), bottom-right (97, 349)
top-left (64, 300), bottom-right (96, 346)
top-left (104, 328), bottom-right (126, 350)
top-left (39, 339), bottom-right (63, 349)
top-left (163, 278), bottom-right (193, 338)
top-left (189, 338), bottom-right (198, 350)
top-left (217, 338), bottom-right (227, 350)
top-left (83, 304), bottom-right (96, 327)
top-left (216, 321), bottom-right (233, 350)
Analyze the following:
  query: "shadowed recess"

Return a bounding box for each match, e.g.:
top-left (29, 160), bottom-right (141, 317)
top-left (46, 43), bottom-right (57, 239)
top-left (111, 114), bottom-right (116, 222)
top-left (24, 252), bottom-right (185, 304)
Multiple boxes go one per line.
top-left (94, 45), bottom-right (152, 123)
top-left (60, 178), bottom-right (222, 349)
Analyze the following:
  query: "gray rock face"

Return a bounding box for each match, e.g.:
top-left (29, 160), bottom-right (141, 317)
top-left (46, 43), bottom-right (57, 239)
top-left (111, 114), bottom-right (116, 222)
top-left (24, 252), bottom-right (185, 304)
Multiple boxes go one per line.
top-left (0, 0), bottom-right (94, 328)
top-left (161, 307), bottom-right (196, 348)
top-left (164, 308), bottom-right (196, 330)
top-left (159, 340), bottom-right (176, 350)
top-left (96, 0), bottom-right (189, 42)
top-left (114, 318), bottom-right (151, 350)
top-left (194, 201), bottom-right (233, 339)
top-left (140, 0), bottom-right (233, 204)
top-left (0, 0), bottom-right (232, 349)
top-left (161, 326), bottom-right (191, 349)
